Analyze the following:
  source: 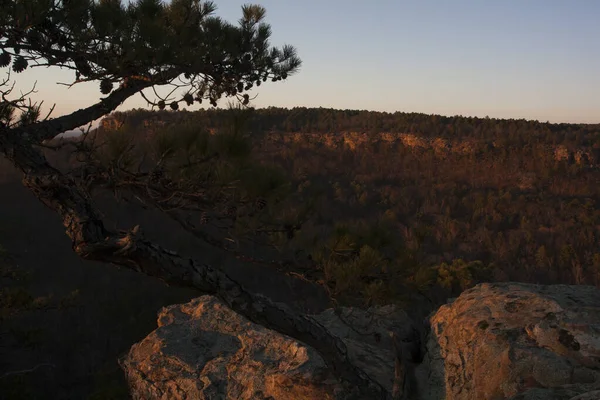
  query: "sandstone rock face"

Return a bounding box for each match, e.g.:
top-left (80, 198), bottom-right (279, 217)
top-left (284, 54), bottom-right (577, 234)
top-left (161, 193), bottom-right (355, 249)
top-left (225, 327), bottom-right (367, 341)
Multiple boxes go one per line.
top-left (425, 282), bottom-right (600, 400)
top-left (122, 283), bottom-right (600, 400)
top-left (120, 295), bottom-right (420, 400)
top-left (120, 295), bottom-right (341, 400)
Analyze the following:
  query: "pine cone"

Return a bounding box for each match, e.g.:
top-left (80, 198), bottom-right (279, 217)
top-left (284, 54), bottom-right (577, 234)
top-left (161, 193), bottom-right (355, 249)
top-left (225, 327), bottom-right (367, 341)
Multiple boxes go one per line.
top-left (0, 52), bottom-right (11, 68)
top-left (100, 79), bottom-right (113, 94)
top-left (12, 56), bottom-right (27, 73)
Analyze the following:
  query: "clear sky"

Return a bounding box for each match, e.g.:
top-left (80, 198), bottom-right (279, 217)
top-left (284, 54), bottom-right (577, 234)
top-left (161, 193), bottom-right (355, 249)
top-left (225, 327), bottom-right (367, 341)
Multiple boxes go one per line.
top-left (9, 0), bottom-right (600, 124)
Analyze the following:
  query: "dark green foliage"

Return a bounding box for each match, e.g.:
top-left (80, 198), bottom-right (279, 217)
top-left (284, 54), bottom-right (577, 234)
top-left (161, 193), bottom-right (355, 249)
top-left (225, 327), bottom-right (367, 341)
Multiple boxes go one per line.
top-left (18, 103), bottom-right (41, 126)
top-left (92, 106), bottom-right (297, 255)
top-left (96, 123), bottom-right (137, 169)
top-left (0, 102), bottom-right (15, 127)
top-left (0, 0), bottom-right (301, 105)
top-left (0, 261), bottom-right (79, 321)
top-left (433, 259), bottom-right (494, 297)
top-left (240, 163), bottom-right (289, 198)
top-left (213, 131), bottom-right (250, 158)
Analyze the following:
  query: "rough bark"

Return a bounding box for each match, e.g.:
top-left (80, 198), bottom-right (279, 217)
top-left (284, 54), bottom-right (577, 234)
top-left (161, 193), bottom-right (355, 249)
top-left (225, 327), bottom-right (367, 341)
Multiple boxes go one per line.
top-left (0, 111), bottom-right (393, 398)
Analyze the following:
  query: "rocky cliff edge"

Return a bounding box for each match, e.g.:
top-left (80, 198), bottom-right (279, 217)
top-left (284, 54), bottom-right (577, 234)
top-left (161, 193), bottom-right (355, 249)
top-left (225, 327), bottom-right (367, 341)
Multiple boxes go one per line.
top-left (121, 283), bottom-right (600, 400)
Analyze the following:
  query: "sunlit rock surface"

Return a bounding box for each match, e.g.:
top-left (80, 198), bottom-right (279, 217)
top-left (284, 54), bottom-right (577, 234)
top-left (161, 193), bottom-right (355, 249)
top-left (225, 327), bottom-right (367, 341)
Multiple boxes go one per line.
top-left (424, 282), bottom-right (600, 400)
top-left (121, 282), bottom-right (600, 400)
top-left (120, 295), bottom-right (420, 399)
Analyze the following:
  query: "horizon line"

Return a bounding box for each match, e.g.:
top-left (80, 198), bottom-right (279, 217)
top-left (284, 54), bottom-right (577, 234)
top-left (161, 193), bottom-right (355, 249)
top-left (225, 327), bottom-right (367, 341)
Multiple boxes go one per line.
top-left (102, 105), bottom-right (600, 127)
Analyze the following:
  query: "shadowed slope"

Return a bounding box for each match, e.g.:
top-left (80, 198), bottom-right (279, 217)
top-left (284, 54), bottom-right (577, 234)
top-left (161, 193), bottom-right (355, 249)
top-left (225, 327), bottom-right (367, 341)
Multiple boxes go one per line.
top-left (0, 156), bottom-right (331, 399)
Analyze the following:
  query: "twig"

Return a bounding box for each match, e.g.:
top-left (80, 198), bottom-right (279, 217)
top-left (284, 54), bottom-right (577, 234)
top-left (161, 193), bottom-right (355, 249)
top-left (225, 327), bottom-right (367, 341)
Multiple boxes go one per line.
top-left (0, 363), bottom-right (56, 380)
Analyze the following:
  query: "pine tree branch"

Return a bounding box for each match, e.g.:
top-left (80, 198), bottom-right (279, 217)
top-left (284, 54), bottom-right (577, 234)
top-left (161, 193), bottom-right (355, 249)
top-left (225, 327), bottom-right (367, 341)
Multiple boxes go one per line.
top-left (0, 363), bottom-right (55, 380)
top-left (2, 73), bottom-right (178, 146)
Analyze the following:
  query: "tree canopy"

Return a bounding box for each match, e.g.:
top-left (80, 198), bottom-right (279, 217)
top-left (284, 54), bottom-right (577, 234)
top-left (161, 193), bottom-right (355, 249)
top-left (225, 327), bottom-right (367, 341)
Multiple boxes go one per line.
top-left (0, 0), bottom-right (300, 137)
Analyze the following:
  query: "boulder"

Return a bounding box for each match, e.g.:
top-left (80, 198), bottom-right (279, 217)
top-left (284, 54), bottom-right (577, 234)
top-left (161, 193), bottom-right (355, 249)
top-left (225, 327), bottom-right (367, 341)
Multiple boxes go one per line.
top-left (120, 295), bottom-right (340, 400)
top-left (425, 282), bottom-right (600, 400)
top-left (120, 295), bottom-right (420, 400)
top-left (121, 282), bottom-right (600, 400)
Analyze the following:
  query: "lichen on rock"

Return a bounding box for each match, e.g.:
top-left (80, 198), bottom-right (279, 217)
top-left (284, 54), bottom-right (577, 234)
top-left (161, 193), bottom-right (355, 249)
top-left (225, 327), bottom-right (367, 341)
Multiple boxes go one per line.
top-left (424, 282), bottom-right (600, 400)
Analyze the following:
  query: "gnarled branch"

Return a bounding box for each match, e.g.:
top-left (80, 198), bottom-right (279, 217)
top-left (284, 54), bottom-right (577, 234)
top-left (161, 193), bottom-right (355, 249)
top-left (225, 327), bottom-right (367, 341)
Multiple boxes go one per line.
top-left (1, 123), bottom-right (392, 399)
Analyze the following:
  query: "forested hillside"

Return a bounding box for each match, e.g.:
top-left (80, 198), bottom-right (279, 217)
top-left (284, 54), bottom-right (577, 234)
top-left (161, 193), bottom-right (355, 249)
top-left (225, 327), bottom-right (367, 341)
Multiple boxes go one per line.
top-left (105, 107), bottom-right (600, 148)
top-left (97, 108), bottom-right (600, 308)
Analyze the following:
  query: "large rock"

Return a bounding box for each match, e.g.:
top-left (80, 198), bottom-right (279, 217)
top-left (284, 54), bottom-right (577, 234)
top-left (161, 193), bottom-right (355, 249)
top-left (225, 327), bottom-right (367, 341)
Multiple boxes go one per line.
top-left (120, 295), bottom-right (420, 400)
top-left (424, 282), bottom-right (600, 400)
top-left (121, 282), bottom-right (600, 400)
top-left (120, 296), bottom-right (340, 399)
